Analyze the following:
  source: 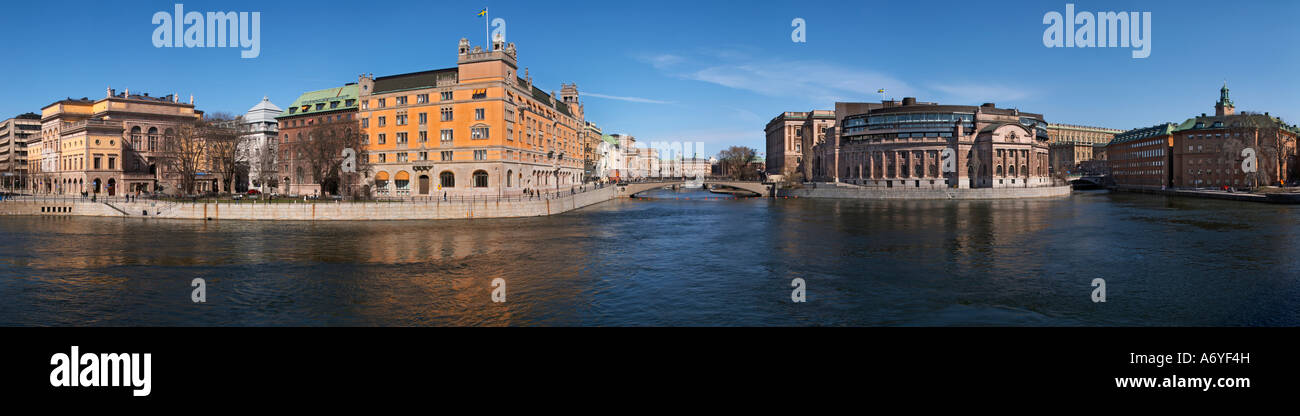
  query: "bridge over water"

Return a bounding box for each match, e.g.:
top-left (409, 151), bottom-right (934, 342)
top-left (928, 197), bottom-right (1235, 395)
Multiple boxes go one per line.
top-left (617, 180), bottom-right (774, 198)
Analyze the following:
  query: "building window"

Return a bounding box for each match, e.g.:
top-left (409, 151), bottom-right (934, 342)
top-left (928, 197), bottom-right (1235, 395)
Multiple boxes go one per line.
top-left (471, 126), bottom-right (489, 139)
top-left (378, 134), bottom-right (386, 144)
top-left (396, 114), bottom-right (407, 126)
top-left (440, 91), bottom-right (453, 101)
top-left (440, 129), bottom-right (453, 143)
top-left (418, 113), bottom-right (427, 125)
top-left (377, 116), bottom-right (386, 127)
top-left (473, 170), bottom-right (489, 187)
top-left (419, 151), bottom-right (428, 161)
top-left (441, 151), bottom-right (453, 161)
top-left (474, 150), bottom-right (486, 160)
top-left (377, 98), bottom-right (386, 108)
top-left (475, 108), bottom-right (485, 120)
top-left (418, 131), bottom-right (428, 143)
top-left (397, 153), bottom-right (409, 162)
top-left (416, 94), bottom-right (428, 104)
top-left (396, 132), bottom-right (408, 144)
top-left (378, 153), bottom-right (387, 163)
top-left (440, 108), bottom-right (453, 121)
top-left (395, 96), bottom-right (407, 106)
top-left (440, 171), bottom-right (455, 187)
top-left (361, 118), bottom-right (369, 128)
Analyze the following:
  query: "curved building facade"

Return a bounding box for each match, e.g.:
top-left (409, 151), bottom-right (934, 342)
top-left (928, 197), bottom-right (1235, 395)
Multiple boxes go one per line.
top-left (812, 98), bottom-right (1053, 189)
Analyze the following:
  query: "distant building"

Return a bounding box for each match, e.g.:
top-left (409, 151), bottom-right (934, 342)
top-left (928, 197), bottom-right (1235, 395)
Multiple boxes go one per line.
top-left (1170, 84), bottom-right (1298, 188)
top-left (1107, 84), bottom-right (1300, 189)
top-left (582, 121), bottom-right (602, 181)
top-left (238, 97), bottom-right (282, 192)
top-left (1046, 123), bottom-right (1123, 175)
top-left (1, 113), bottom-right (41, 190)
top-left (814, 97), bottom-right (1053, 189)
top-left (1105, 123), bottom-right (1175, 189)
top-left (764, 110), bottom-right (833, 179)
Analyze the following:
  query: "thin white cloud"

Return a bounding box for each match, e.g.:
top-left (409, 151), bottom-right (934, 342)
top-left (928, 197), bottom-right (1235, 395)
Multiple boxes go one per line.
top-left (584, 92), bottom-right (675, 105)
top-left (686, 60), bottom-right (912, 104)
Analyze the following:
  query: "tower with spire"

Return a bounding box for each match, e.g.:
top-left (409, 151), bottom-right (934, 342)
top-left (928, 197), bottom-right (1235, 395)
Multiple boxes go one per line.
top-left (1215, 82), bottom-right (1235, 116)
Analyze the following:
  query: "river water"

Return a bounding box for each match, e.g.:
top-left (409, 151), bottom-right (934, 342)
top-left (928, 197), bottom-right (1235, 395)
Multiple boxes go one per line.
top-left (1, 189), bottom-right (1297, 326)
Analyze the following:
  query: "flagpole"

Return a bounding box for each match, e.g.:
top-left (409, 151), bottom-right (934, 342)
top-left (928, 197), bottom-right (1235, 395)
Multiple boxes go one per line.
top-left (484, 7), bottom-right (490, 47)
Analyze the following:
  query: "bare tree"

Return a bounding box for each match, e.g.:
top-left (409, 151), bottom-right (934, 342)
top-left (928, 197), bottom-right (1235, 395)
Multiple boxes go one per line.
top-left (718, 146), bottom-right (758, 180)
top-left (300, 119), bottom-right (368, 197)
top-left (202, 113), bottom-right (243, 194)
top-left (1219, 113), bottom-right (1295, 189)
top-left (162, 121), bottom-right (206, 195)
top-left (254, 139), bottom-right (279, 192)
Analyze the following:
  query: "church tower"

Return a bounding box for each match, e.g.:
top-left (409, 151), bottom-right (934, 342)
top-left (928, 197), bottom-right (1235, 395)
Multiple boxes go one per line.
top-left (1215, 82), bottom-right (1235, 117)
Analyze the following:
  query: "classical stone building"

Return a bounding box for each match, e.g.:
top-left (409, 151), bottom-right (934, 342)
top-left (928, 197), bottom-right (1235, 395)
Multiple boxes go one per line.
top-left (813, 98), bottom-right (1053, 189)
top-left (1, 113), bottom-right (41, 191)
top-left (1045, 123), bottom-right (1123, 175)
top-left (358, 38), bottom-right (585, 198)
top-left (764, 110), bottom-right (834, 179)
top-left (275, 84), bottom-right (359, 196)
top-left (28, 89), bottom-right (205, 195)
top-left (1169, 85), bottom-right (1298, 188)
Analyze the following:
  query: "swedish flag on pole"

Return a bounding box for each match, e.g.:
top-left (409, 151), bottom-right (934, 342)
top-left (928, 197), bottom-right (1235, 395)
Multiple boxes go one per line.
top-left (478, 8), bottom-right (489, 47)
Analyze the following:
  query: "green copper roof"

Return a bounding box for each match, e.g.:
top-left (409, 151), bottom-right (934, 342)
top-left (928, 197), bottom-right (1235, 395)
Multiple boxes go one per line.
top-left (279, 84), bottom-right (359, 118)
top-left (602, 134), bottom-right (620, 146)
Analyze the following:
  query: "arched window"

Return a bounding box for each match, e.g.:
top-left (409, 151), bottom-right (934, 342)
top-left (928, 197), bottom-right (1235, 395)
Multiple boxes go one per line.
top-left (473, 170), bottom-right (489, 188)
top-left (1008, 164), bottom-right (1016, 176)
top-left (440, 171), bottom-right (455, 188)
top-left (506, 170), bottom-right (513, 187)
top-left (130, 126), bottom-right (142, 149)
top-left (996, 165), bottom-right (1004, 177)
top-left (1021, 165), bottom-right (1028, 177)
top-left (147, 127), bottom-right (159, 151)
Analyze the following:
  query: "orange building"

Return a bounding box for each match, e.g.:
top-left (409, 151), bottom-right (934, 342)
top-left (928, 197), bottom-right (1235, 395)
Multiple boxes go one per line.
top-left (358, 38), bottom-right (585, 198)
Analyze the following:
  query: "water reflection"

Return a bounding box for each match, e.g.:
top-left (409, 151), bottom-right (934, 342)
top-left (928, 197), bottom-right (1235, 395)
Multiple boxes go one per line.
top-left (1, 189), bottom-right (1298, 326)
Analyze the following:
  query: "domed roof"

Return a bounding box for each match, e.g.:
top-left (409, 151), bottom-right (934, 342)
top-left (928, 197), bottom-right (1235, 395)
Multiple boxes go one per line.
top-left (245, 96), bottom-right (282, 123)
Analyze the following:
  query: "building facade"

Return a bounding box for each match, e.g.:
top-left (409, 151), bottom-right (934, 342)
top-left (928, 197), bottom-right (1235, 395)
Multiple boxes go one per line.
top-left (275, 84), bottom-right (359, 196)
top-left (29, 89), bottom-right (205, 195)
top-left (814, 98), bottom-right (1053, 189)
top-left (237, 97), bottom-right (282, 193)
top-left (1170, 85), bottom-right (1298, 188)
top-left (1106, 123), bottom-right (1175, 189)
top-left (1046, 123), bottom-right (1123, 175)
top-left (1, 113), bottom-right (41, 191)
top-left (582, 121), bottom-right (602, 181)
top-left (765, 110), bottom-right (833, 179)
top-left (358, 39), bottom-right (585, 198)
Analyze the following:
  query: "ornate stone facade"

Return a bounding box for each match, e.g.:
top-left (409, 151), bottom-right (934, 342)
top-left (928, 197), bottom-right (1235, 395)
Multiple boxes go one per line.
top-left (812, 98), bottom-right (1054, 189)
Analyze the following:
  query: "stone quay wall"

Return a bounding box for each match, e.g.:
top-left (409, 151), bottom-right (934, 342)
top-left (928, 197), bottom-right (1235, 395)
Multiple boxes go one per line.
top-left (779, 184), bottom-right (1073, 200)
top-left (0, 186), bottom-right (616, 221)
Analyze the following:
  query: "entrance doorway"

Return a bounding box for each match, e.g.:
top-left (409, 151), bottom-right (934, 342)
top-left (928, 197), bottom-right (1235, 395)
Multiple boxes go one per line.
top-left (418, 175), bottom-right (430, 195)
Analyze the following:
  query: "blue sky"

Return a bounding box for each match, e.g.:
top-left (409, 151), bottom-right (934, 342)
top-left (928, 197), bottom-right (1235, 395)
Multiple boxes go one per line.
top-left (2, 0), bottom-right (1297, 158)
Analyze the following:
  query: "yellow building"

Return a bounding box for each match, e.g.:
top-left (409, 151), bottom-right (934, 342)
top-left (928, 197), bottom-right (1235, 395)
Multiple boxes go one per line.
top-left (30, 89), bottom-right (204, 195)
top-left (358, 38), bottom-right (585, 198)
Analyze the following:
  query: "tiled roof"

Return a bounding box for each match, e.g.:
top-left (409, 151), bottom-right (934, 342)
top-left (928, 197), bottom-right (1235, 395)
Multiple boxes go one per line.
top-left (279, 84), bottom-right (359, 118)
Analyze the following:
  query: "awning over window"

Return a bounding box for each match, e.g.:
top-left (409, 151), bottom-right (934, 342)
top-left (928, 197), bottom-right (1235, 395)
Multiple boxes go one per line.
top-left (375, 171), bottom-right (390, 181)
top-left (395, 171), bottom-right (410, 181)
